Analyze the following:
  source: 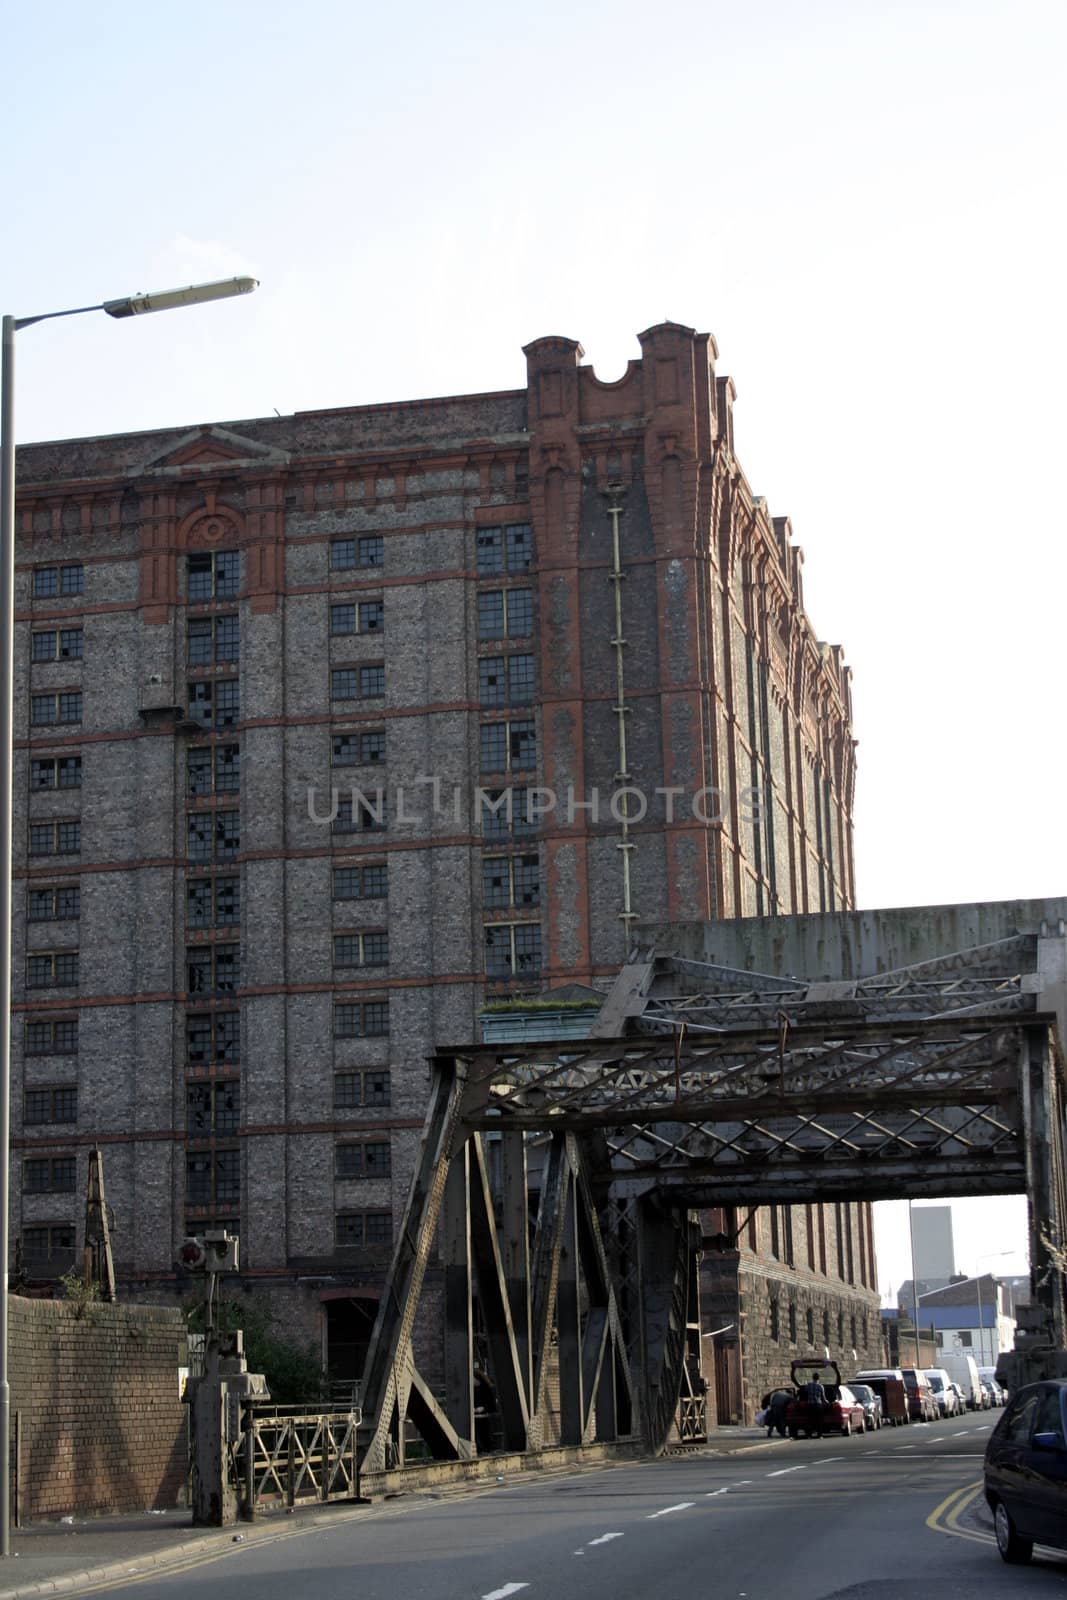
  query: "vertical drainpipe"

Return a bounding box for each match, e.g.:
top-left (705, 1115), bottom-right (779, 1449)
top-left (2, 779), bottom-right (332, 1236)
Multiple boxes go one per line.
top-left (606, 485), bottom-right (636, 929)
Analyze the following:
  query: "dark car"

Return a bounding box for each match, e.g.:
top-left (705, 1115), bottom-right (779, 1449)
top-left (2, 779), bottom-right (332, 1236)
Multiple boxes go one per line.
top-left (849, 1382), bottom-right (883, 1431)
top-left (984, 1379), bottom-right (1067, 1562)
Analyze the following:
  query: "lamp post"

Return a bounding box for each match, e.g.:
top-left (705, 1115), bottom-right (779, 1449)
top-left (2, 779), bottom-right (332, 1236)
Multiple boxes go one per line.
top-left (0, 275), bottom-right (257, 1556)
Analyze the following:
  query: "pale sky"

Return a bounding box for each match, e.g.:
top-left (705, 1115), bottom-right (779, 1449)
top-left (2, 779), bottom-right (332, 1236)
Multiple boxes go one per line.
top-left (3, 0), bottom-right (1063, 1295)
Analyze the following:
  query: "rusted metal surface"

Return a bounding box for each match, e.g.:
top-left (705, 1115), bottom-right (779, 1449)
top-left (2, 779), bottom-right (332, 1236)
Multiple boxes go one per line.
top-left (356, 907), bottom-right (1067, 1468)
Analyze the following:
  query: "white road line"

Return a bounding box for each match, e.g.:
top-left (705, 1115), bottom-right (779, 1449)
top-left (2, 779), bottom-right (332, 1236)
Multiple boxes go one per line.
top-left (897, 1444), bottom-right (916, 1450)
top-left (766, 1465), bottom-right (806, 1477)
top-left (587, 1532), bottom-right (624, 1546)
top-left (483, 1586), bottom-right (530, 1600)
top-left (735, 1480), bottom-right (753, 1485)
top-left (812, 1457), bottom-right (843, 1464)
top-left (647, 1502), bottom-right (695, 1519)
top-left (705, 1488), bottom-right (730, 1497)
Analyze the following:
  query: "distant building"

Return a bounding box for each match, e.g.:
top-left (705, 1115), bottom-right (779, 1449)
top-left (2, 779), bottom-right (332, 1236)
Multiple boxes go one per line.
top-left (910, 1204), bottom-right (955, 1292)
top-left (912, 1275), bottom-right (1017, 1365)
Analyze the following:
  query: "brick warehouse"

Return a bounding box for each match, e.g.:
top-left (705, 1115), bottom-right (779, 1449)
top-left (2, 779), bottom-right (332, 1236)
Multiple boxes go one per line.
top-left (10, 320), bottom-right (881, 1410)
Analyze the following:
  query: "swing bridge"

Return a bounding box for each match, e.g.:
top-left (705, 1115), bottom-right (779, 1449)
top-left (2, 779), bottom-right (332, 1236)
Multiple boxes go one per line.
top-left (354, 899), bottom-right (1067, 1473)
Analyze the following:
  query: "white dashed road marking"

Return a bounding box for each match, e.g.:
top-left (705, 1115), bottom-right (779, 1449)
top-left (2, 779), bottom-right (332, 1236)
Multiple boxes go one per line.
top-left (588, 1533), bottom-right (624, 1546)
top-left (706, 1488), bottom-right (730, 1497)
top-left (766, 1466), bottom-right (806, 1477)
top-left (647, 1503), bottom-right (695, 1519)
top-left (483, 1586), bottom-right (530, 1600)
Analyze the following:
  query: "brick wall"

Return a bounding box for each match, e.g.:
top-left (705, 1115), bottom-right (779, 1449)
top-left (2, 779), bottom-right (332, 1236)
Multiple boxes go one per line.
top-left (9, 1296), bottom-right (188, 1519)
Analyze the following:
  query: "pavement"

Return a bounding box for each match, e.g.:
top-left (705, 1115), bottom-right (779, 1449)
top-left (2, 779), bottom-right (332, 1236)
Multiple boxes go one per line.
top-left (0, 1427), bottom-right (781, 1599)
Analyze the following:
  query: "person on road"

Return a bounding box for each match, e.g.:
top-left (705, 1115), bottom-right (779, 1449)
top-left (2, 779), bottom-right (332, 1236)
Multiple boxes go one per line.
top-left (804, 1376), bottom-right (827, 1405)
top-left (765, 1388), bottom-right (792, 1438)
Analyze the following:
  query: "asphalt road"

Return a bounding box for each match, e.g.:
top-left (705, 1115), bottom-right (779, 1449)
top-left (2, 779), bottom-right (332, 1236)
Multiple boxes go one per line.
top-left (79, 1413), bottom-right (1067, 1600)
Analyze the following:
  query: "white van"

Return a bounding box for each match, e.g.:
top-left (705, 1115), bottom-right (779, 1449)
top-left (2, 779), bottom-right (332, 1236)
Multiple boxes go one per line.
top-left (939, 1351), bottom-right (982, 1409)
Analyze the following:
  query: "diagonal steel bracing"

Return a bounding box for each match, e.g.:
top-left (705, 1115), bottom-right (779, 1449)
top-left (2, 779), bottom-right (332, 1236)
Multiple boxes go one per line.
top-left (358, 908), bottom-right (1067, 1467)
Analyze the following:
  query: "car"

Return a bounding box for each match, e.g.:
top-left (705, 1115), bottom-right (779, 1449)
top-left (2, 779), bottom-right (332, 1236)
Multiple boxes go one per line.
top-left (981, 1377), bottom-right (1004, 1407)
top-left (853, 1368), bottom-right (910, 1426)
top-left (785, 1359), bottom-right (867, 1438)
top-left (849, 1382), bottom-right (883, 1431)
top-left (900, 1366), bottom-right (940, 1422)
top-left (922, 1368), bottom-right (959, 1417)
top-left (947, 1381), bottom-right (968, 1414)
top-left (984, 1379), bottom-right (1067, 1563)
top-left (979, 1365), bottom-right (1006, 1405)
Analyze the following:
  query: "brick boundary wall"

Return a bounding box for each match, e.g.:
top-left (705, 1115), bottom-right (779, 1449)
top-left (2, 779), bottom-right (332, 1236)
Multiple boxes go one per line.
top-left (9, 1296), bottom-right (188, 1520)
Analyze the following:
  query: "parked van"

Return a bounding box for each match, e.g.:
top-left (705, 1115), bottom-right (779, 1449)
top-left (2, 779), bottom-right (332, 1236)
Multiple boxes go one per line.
top-left (939, 1351), bottom-right (983, 1409)
top-left (899, 1366), bottom-right (940, 1421)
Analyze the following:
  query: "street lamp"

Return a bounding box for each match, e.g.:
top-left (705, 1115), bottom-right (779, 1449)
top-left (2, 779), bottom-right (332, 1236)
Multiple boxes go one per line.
top-left (0, 275), bottom-right (257, 1556)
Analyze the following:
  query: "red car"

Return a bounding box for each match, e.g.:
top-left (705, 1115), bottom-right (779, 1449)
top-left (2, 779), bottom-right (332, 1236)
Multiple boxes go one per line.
top-left (785, 1359), bottom-right (868, 1438)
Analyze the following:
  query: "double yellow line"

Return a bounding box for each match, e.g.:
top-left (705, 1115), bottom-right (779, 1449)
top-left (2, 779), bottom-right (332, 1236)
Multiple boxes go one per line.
top-left (926, 1479), bottom-right (990, 1546)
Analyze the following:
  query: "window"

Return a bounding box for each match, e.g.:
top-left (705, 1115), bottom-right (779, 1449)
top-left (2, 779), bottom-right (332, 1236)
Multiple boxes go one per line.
top-left (330, 600), bottom-right (384, 635)
top-left (34, 565), bottom-right (83, 599)
top-left (478, 589), bottom-right (532, 640)
top-left (31, 691), bottom-right (82, 726)
top-left (850, 1314), bottom-right (857, 1348)
top-left (333, 793), bottom-right (386, 834)
top-left (480, 788), bottom-right (535, 838)
top-left (484, 921), bottom-right (541, 979)
top-left (335, 1141), bottom-right (391, 1179)
top-left (479, 719), bottom-right (536, 773)
top-left (186, 944), bottom-right (240, 995)
top-left (31, 756), bottom-right (81, 790)
top-left (1035, 1388), bottom-right (1065, 1440)
top-left (483, 854), bottom-right (540, 909)
top-left (187, 810), bottom-right (239, 863)
top-left (25, 1018), bottom-right (78, 1056)
top-left (770, 1299), bottom-right (780, 1342)
top-left (335, 1211), bottom-right (393, 1249)
top-left (332, 535), bottom-right (384, 570)
top-left (21, 1223), bottom-right (76, 1265)
top-left (187, 877), bottom-right (240, 927)
top-left (188, 615), bottom-right (239, 664)
top-left (186, 1080), bottom-right (240, 1137)
top-left (186, 1149), bottom-right (240, 1206)
top-left (478, 655), bottom-right (534, 707)
top-left (1007, 1392), bottom-right (1040, 1445)
top-left (29, 820), bottom-right (80, 856)
top-left (187, 1011), bottom-right (240, 1066)
top-left (28, 886), bottom-right (80, 922)
top-left (27, 952), bottom-right (79, 988)
top-left (806, 1308), bottom-right (815, 1345)
top-left (476, 523), bottom-right (533, 575)
top-left (188, 551), bottom-right (239, 602)
top-left (333, 1001), bottom-right (389, 1039)
top-left (788, 1302), bottom-right (797, 1343)
top-left (32, 628), bottom-right (83, 662)
top-left (958, 1330), bottom-right (972, 1347)
top-left (24, 1085), bottom-right (77, 1123)
top-left (332, 730), bottom-right (386, 766)
top-left (23, 1156), bottom-right (76, 1194)
top-left (334, 932), bottom-right (388, 968)
top-left (188, 679), bottom-right (239, 730)
top-left (335, 1069), bottom-right (391, 1109)
top-left (187, 745), bottom-right (240, 797)
top-left (333, 863), bottom-right (388, 900)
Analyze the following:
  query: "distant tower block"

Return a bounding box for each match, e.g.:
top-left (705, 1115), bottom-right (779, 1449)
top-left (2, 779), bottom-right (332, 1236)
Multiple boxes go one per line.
top-left (913, 1205), bottom-right (956, 1292)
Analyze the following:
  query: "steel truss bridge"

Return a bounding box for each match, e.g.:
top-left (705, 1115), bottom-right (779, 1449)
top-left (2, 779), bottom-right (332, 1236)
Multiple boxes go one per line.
top-left (358, 900), bottom-right (1067, 1472)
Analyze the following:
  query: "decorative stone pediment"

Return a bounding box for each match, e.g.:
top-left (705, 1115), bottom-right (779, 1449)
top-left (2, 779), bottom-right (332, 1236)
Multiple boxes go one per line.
top-left (135, 426), bottom-right (290, 476)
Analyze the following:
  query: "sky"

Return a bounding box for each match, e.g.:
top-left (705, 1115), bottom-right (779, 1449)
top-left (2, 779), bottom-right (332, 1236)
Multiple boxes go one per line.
top-left (3, 0), bottom-right (1063, 1300)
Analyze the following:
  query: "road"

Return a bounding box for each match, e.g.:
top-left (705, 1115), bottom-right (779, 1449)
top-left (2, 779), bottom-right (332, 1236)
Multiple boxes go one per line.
top-left (82, 1413), bottom-right (1067, 1599)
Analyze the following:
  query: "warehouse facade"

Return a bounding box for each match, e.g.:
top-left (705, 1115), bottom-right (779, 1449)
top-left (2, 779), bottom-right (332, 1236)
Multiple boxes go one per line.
top-left (11, 320), bottom-right (878, 1391)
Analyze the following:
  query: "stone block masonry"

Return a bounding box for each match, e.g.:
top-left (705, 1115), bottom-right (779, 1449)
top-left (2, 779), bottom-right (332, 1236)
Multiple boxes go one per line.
top-left (8, 1297), bottom-right (188, 1519)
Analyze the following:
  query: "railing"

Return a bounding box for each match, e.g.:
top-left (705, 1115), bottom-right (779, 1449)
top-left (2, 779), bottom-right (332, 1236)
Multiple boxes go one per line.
top-left (237, 1405), bottom-right (362, 1518)
top-left (676, 1394), bottom-right (707, 1443)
